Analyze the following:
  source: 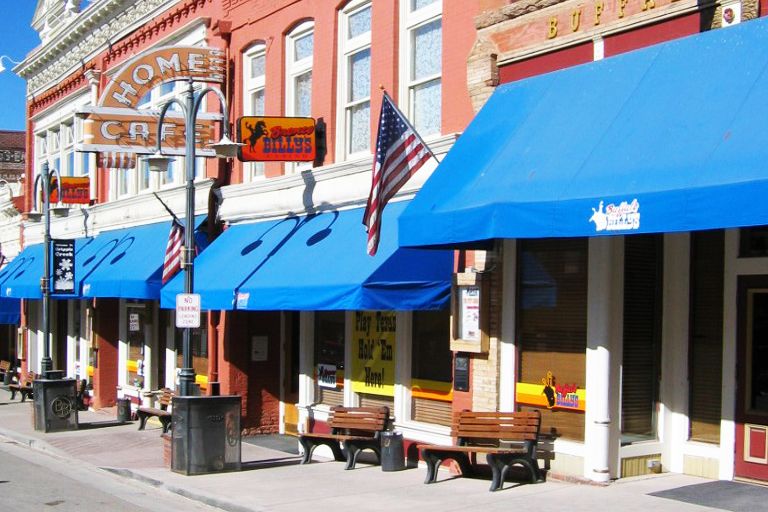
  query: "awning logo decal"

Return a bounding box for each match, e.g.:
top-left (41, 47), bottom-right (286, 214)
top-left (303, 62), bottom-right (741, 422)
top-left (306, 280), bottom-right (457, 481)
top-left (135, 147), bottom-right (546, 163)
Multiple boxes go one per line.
top-left (589, 199), bottom-right (640, 232)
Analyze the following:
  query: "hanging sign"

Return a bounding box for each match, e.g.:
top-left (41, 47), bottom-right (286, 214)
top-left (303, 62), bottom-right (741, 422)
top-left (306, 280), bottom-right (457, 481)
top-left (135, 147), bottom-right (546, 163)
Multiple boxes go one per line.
top-left (351, 311), bottom-right (396, 397)
top-left (52, 239), bottom-right (76, 294)
top-left (49, 176), bottom-right (91, 204)
top-left (237, 116), bottom-right (316, 162)
top-left (99, 46), bottom-right (225, 109)
top-left (75, 45), bottom-right (225, 161)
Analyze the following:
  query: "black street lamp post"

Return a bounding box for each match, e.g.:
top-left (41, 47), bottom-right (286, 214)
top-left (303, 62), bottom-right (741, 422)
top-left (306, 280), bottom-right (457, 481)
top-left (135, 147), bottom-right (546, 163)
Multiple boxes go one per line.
top-left (143, 77), bottom-right (240, 396)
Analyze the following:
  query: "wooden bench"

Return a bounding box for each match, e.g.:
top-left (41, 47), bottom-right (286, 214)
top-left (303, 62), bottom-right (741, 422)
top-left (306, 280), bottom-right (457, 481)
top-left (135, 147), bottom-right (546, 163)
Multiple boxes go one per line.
top-left (9, 371), bottom-right (38, 402)
top-left (136, 388), bottom-right (174, 433)
top-left (417, 410), bottom-right (542, 491)
top-left (298, 406), bottom-right (390, 470)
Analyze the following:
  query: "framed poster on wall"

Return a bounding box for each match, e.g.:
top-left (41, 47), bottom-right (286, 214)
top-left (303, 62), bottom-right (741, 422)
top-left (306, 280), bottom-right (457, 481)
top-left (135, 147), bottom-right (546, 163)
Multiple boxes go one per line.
top-left (451, 272), bottom-right (490, 353)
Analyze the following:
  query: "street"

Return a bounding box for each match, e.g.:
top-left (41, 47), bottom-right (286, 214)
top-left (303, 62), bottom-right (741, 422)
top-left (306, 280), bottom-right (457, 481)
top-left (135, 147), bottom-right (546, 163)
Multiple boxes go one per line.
top-left (0, 436), bottom-right (221, 512)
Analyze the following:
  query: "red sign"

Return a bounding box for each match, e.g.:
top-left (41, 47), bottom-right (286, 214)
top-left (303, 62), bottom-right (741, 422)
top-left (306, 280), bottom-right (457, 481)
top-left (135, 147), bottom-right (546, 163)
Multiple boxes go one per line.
top-left (50, 177), bottom-right (91, 205)
top-left (237, 116), bottom-right (316, 162)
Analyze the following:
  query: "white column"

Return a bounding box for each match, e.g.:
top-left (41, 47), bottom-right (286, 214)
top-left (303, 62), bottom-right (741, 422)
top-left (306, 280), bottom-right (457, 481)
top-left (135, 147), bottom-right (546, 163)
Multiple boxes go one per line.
top-left (660, 233), bottom-right (690, 473)
top-left (585, 236), bottom-right (623, 482)
top-left (499, 239), bottom-right (517, 411)
top-left (297, 311), bottom-right (315, 433)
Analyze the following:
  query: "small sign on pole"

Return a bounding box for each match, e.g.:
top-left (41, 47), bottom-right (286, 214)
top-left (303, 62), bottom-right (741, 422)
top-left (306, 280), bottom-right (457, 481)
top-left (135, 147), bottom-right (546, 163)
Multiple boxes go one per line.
top-left (175, 293), bottom-right (201, 328)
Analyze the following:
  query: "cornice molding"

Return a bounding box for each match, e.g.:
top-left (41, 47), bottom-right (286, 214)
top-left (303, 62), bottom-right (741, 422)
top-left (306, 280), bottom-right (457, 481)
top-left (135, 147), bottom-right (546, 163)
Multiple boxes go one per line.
top-left (21, 0), bottom-right (192, 98)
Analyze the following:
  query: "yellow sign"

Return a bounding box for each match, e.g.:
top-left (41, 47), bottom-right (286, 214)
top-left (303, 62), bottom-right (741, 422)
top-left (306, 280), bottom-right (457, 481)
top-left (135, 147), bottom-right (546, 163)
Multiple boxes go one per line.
top-left (351, 311), bottom-right (396, 397)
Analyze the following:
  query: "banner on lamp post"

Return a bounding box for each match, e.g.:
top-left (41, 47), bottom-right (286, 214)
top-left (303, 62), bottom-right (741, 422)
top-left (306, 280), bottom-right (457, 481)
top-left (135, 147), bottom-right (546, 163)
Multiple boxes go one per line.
top-left (52, 239), bottom-right (76, 294)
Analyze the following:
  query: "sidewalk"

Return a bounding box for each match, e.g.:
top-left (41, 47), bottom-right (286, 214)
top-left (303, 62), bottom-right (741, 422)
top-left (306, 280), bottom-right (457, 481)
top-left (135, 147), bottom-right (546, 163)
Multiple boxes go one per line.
top-left (0, 388), bottom-right (763, 512)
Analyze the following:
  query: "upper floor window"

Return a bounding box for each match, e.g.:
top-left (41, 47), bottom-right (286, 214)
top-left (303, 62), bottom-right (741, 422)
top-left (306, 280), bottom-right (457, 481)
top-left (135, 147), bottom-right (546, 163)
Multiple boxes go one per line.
top-left (338, 1), bottom-right (371, 159)
top-left (34, 117), bottom-right (93, 200)
top-left (243, 43), bottom-right (267, 182)
top-left (401, 0), bottom-right (442, 137)
top-left (286, 21), bottom-right (314, 118)
top-left (286, 21), bottom-right (314, 174)
top-left (112, 80), bottom-right (205, 199)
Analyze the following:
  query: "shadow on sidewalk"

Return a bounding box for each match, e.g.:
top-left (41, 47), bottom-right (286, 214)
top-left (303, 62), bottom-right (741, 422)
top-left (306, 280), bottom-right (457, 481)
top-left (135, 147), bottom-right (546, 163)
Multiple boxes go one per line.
top-left (77, 420), bottom-right (132, 430)
top-left (241, 456), bottom-right (303, 471)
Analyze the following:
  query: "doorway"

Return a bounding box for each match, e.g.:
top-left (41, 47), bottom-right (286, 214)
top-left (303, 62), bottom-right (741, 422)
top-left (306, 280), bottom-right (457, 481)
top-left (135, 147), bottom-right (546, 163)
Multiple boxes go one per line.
top-left (735, 277), bottom-right (768, 482)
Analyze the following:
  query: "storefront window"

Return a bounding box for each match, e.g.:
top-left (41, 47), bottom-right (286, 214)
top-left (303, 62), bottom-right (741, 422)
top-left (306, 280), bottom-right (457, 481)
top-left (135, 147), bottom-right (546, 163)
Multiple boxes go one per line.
top-left (621, 235), bottom-right (663, 444)
top-left (125, 302), bottom-right (152, 388)
top-left (689, 230), bottom-right (724, 443)
top-left (411, 310), bottom-right (451, 425)
top-left (517, 239), bottom-right (587, 441)
top-left (175, 313), bottom-right (209, 384)
top-left (739, 226), bottom-right (768, 258)
top-left (315, 311), bottom-right (345, 407)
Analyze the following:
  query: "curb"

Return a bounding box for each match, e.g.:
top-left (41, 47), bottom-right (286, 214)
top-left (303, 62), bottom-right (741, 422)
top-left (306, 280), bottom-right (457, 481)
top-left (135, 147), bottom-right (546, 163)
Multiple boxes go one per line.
top-left (103, 467), bottom-right (263, 512)
top-left (0, 427), bottom-right (70, 459)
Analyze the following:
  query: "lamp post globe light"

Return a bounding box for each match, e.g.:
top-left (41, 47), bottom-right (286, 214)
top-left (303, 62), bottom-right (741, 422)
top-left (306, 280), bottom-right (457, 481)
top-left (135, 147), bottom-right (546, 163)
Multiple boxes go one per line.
top-left (33, 163), bottom-right (62, 375)
top-left (143, 77), bottom-right (241, 397)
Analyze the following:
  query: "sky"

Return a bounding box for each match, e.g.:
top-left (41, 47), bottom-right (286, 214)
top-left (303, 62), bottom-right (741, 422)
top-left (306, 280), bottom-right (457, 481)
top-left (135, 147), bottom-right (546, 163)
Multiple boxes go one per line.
top-left (0, 1), bottom-right (40, 131)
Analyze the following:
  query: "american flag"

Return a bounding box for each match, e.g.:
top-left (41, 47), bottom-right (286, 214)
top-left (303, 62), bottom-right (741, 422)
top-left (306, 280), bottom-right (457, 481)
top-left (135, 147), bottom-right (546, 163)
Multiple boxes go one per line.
top-left (162, 219), bottom-right (184, 284)
top-left (363, 93), bottom-right (434, 256)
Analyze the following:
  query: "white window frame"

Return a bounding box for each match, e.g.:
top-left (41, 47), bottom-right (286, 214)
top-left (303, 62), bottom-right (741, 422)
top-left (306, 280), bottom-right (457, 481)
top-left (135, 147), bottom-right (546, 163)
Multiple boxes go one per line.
top-left (399, 0), bottom-right (442, 138)
top-left (243, 43), bottom-right (267, 182)
top-left (285, 21), bottom-right (314, 175)
top-left (337, 0), bottom-right (372, 160)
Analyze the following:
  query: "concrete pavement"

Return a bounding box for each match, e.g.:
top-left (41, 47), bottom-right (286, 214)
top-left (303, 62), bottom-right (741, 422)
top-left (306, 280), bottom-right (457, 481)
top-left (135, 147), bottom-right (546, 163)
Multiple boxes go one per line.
top-left (0, 387), bottom-right (762, 512)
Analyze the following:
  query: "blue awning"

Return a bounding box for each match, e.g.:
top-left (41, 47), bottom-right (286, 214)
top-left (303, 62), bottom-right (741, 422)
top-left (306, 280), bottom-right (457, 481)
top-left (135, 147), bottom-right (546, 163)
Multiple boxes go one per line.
top-left (82, 218), bottom-right (207, 299)
top-left (0, 241), bottom-right (95, 300)
top-left (0, 297), bottom-right (20, 324)
top-left (161, 201), bottom-right (452, 311)
top-left (400, 18), bottom-right (768, 246)
top-left (0, 218), bottom-right (206, 300)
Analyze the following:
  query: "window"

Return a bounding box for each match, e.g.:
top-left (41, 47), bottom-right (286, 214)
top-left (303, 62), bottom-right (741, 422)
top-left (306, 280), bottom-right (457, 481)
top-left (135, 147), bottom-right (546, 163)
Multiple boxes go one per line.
top-left (689, 230), bottom-right (724, 443)
top-left (314, 311), bottom-right (345, 407)
top-left (62, 123), bottom-right (74, 177)
top-left (517, 238), bottom-right (587, 441)
top-left (411, 310), bottom-right (452, 425)
top-left (621, 235), bottom-right (663, 444)
top-left (244, 43), bottom-right (267, 181)
top-left (286, 21), bottom-right (314, 174)
top-left (339, 1), bottom-right (371, 158)
top-left (125, 302), bottom-right (152, 388)
top-left (34, 117), bottom-right (93, 204)
top-left (402, 0), bottom-right (442, 136)
top-left (112, 80), bottom-right (205, 197)
top-left (175, 312), bottom-right (209, 380)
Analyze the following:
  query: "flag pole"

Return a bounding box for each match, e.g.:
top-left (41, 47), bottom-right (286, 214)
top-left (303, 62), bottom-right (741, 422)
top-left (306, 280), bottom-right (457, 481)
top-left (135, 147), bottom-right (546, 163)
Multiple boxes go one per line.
top-left (152, 192), bottom-right (183, 225)
top-left (380, 89), bottom-right (440, 164)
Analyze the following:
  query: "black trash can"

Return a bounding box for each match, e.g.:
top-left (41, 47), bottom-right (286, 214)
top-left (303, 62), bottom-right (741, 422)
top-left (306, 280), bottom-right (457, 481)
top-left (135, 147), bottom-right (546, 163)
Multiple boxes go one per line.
top-left (3, 369), bottom-right (13, 385)
top-left (171, 395), bottom-right (241, 475)
top-left (44, 370), bottom-right (65, 380)
top-left (117, 398), bottom-right (132, 422)
top-left (32, 378), bottom-right (79, 432)
top-left (380, 431), bottom-right (405, 471)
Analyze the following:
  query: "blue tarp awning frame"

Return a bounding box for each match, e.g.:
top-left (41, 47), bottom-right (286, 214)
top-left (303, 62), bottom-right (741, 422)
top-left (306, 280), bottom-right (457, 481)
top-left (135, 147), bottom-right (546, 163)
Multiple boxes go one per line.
top-left (400, 17), bottom-right (768, 247)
